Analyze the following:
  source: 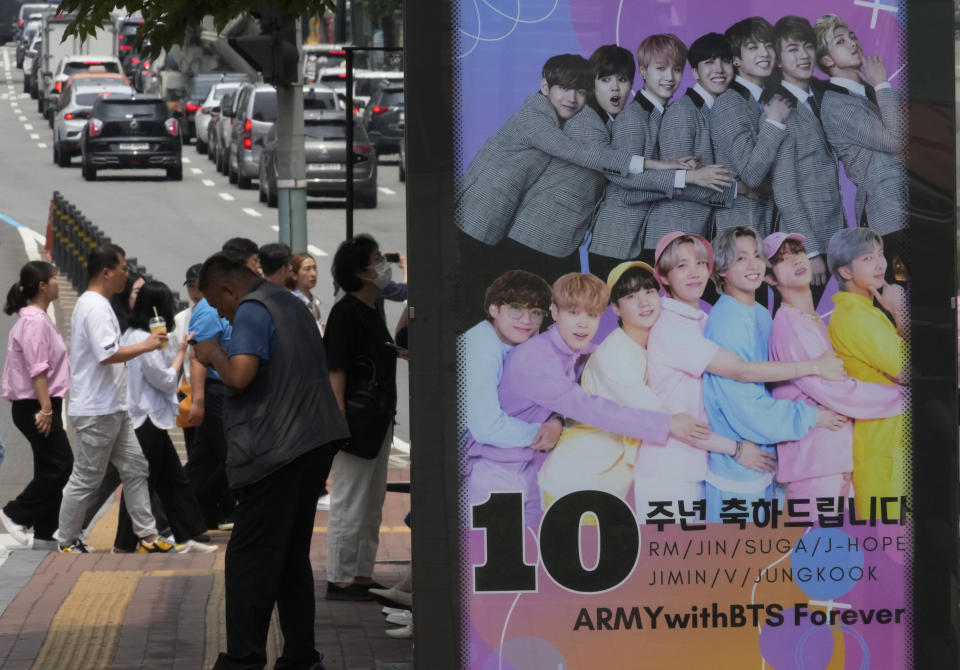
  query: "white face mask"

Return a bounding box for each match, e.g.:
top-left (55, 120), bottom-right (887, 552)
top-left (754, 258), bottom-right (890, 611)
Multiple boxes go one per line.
top-left (371, 260), bottom-right (392, 289)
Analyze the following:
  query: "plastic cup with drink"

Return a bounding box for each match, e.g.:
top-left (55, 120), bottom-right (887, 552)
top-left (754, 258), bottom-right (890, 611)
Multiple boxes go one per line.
top-left (149, 307), bottom-right (167, 349)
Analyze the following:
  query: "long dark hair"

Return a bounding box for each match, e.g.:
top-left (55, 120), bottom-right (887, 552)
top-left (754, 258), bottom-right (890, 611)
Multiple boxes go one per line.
top-left (4, 261), bottom-right (55, 315)
top-left (128, 280), bottom-right (176, 334)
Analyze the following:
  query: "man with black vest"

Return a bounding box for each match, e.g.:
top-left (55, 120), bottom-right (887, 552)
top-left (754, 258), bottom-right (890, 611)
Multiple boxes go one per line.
top-left (194, 253), bottom-right (348, 670)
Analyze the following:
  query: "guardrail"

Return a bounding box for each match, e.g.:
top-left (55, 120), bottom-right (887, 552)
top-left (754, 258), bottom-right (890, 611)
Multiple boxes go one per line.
top-left (46, 191), bottom-right (188, 310)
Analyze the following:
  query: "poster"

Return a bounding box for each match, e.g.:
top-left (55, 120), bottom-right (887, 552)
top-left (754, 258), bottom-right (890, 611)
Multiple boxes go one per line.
top-left (450, 1), bottom-right (913, 668)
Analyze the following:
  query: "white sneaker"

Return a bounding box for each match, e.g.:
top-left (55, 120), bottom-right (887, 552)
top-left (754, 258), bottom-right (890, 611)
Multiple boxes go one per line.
top-left (385, 623), bottom-right (413, 639)
top-left (316, 494), bottom-right (331, 511)
top-left (184, 539), bottom-right (218, 553)
top-left (0, 509), bottom-right (28, 545)
top-left (382, 606), bottom-right (407, 616)
top-left (385, 611), bottom-right (412, 626)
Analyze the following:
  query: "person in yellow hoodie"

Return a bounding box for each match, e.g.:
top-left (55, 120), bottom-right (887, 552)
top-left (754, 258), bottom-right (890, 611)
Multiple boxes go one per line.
top-left (826, 227), bottom-right (908, 518)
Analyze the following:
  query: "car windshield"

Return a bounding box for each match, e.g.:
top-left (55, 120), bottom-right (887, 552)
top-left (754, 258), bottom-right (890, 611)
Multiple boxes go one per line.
top-left (251, 91), bottom-right (277, 122)
top-left (378, 89), bottom-right (404, 106)
top-left (304, 120), bottom-right (366, 140)
top-left (210, 84), bottom-right (240, 102)
top-left (65, 62), bottom-right (120, 76)
top-left (304, 93), bottom-right (337, 110)
top-left (97, 101), bottom-right (164, 119)
top-left (76, 90), bottom-right (127, 105)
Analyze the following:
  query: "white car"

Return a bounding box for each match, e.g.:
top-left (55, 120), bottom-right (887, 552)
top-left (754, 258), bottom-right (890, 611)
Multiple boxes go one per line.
top-left (46, 55), bottom-right (125, 125)
top-left (194, 81), bottom-right (242, 155)
top-left (53, 83), bottom-right (134, 167)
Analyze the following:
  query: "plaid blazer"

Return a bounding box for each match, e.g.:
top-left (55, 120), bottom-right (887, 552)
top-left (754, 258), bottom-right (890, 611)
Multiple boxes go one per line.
top-left (821, 83), bottom-right (907, 236)
top-left (644, 88), bottom-right (734, 243)
top-left (509, 105), bottom-right (675, 258)
top-left (589, 93), bottom-right (678, 259)
top-left (456, 92), bottom-right (634, 246)
top-left (710, 80), bottom-right (787, 237)
top-left (769, 83), bottom-right (846, 256)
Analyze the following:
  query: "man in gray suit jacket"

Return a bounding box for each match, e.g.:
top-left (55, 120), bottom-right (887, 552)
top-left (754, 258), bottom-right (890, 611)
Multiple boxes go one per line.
top-left (814, 13), bottom-right (908, 281)
top-left (769, 16), bottom-right (846, 295)
top-left (710, 17), bottom-right (792, 239)
top-left (645, 32), bottom-right (738, 247)
top-left (589, 33), bottom-right (733, 280)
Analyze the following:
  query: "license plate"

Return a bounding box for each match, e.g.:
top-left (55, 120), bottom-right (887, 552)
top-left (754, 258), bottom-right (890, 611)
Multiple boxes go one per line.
top-left (119, 143), bottom-right (149, 151)
top-left (311, 163), bottom-right (342, 171)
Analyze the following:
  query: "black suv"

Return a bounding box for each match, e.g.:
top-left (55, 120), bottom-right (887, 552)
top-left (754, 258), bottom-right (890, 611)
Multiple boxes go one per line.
top-left (81, 95), bottom-right (182, 181)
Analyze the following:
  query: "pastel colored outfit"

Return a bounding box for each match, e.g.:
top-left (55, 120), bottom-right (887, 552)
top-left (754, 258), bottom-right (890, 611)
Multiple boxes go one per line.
top-left (702, 295), bottom-right (818, 521)
top-left (460, 321), bottom-right (546, 524)
top-left (769, 303), bottom-right (905, 499)
top-left (495, 325), bottom-right (672, 524)
top-left (537, 328), bottom-right (662, 507)
top-left (828, 292), bottom-right (908, 515)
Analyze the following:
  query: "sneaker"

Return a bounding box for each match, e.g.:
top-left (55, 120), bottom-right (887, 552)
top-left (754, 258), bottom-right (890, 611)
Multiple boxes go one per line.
top-left (184, 539), bottom-right (218, 553)
top-left (385, 611), bottom-right (412, 626)
top-left (0, 509), bottom-right (28, 545)
top-left (385, 623), bottom-right (413, 639)
top-left (316, 494), bottom-right (331, 511)
top-left (192, 533), bottom-right (212, 543)
top-left (217, 521), bottom-right (235, 531)
top-left (59, 539), bottom-right (90, 554)
top-left (111, 546), bottom-right (135, 554)
top-left (368, 586), bottom-right (412, 609)
top-left (325, 581), bottom-right (375, 601)
top-left (138, 537), bottom-right (188, 554)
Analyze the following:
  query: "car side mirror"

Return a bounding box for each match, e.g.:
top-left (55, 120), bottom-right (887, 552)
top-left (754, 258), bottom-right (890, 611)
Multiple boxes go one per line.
top-left (254, 137), bottom-right (264, 147)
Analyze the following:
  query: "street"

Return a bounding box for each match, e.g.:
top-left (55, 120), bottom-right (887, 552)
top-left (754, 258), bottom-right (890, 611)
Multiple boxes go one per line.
top-left (0, 43), bottom-right (411, 446)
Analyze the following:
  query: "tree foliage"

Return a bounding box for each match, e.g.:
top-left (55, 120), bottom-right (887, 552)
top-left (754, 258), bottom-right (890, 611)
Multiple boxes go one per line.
top-left (57, 0), bottom-right (337, 58)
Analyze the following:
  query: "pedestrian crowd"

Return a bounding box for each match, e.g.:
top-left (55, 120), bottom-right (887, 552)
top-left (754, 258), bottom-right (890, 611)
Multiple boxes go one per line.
top-left (0, 234), bottom-right (413, 669)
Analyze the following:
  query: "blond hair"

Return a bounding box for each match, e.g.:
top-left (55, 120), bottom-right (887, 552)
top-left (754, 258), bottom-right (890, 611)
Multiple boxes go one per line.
top-left (813, 13), bottom-right (847, 72)
top-left (551, 273), bottom-right (610, 314)
top-left (656, 235), bottom-right (710, 283)
top-left (636, 33), bottom-right (687, 70)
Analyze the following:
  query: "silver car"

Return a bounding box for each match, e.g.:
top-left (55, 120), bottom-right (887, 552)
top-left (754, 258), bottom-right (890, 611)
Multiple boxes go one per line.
top-left (53, 84), bottom-right (133, 166)
top-left (194, 81), bottom-right (242, 155)
top-left (227, 83), bottom-right (277, 188)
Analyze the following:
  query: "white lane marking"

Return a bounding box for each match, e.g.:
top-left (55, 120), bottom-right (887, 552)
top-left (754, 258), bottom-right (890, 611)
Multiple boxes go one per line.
top-left (17, 226), bottom-right (43, 261)
top-left (378, 186), bottom-right (396, 196)
top-left (182, 157), bottom-right (191, 164)
top-left (190, 167), bottom-right (202, 174)
top-left (37, 143), bottom-right (46, 148)
top-left (2, 49), bottom-right (9, 71)
top-left (201, 179), bottom-right (215, 187)
top-left (18, 115), bottom-right (26, 121)
top-left (29, 133), bottom-right (38, 139)
top-left (242, 208), bottom-right (261, 218)
top-left (24, 123), bottom-right (32, 131)
top-left (270, 225), bottom-right (279, 232)
top-left (307, 244), bottom-right (329, 258)
top-left (218, 192), bottom-right (234, 201)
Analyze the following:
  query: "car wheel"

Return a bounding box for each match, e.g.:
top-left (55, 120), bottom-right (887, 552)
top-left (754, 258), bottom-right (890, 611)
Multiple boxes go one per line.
top-left (357, 190), bottom-right (378, 209)
top-left (196, 137), bottom-right (207, 155)
top-left (258, 164), bottom-right (267, 202)
top-left (266, 174), bottom-right (278, 208)
top-left (237, 171), bottom-right (251, 189)
top-left (47, 112), bottom-right (53, 129)
top-left (228, 154), bottom-right (238, 184)
top-left (22, 77), bottom-right (28, 94)
top-left (52, 140), bottom-right (59, 165)
top-left (167, 164), bottom-right (183, 181)
top-left (37, 96), bottom-right (43, 113)
top-left (398, 161), bottom-right (405, 183)
top-left (81, 159), bottom-right (96, 181)
top-left (56, 142), bottom-right (70, 168)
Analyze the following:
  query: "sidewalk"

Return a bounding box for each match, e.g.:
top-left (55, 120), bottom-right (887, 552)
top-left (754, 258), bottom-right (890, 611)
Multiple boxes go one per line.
top-left (0, 221), bottom-right (415, 670)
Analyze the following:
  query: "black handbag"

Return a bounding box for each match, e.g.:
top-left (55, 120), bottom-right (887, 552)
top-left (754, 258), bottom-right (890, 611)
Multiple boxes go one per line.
top-left (341, 356), bottom-right (395, 459)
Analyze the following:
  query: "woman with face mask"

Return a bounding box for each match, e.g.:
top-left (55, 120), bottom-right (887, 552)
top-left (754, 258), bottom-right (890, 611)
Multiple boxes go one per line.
top-left (322, 234), bottom-right (400, 601)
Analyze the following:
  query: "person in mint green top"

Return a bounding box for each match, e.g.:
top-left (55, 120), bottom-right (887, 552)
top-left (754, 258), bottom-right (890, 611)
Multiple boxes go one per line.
top-left (702, 227), bottom-right (849, 522)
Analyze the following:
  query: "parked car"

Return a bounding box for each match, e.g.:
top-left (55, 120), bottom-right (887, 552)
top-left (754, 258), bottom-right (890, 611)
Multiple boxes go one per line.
top-left (398, 109), bottom-right (406, 182)
top-left (211, 88), bottom-right (240, 173)
top-left (22, 34), bottom-right (42, 94)
top-left (353, 71), bottom-right (403, 110)
top-left (46, 55), bottom-right (124, 124)
top-left (362, 84), bottom-right (404, 154)
top-left (54, 83), bottom-right (133, 166)
top-left (194, 81), bottom-right (242, 155)
top-left (28, 39), bottom-right (42, 98)
top-left (80, 95), bottom-right (182, 181)
top-left (178, 72), bottom-right (250, 143)
top-left (303, 84), bottom-right (341, 111)
top-left (258, 110), bottom-right (378, 208)
top-left (54, 71), bottom-right (129, 115)
top-left (12, 2), bottom-right (54, 46)
top-left (226, 83), bottom-right (277, 188)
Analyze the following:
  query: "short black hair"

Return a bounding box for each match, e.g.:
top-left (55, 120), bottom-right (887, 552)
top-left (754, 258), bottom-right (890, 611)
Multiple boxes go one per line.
top-left (589, 44), bottom-right (635, 83)
top-left (610, 265), bottom-right (659, 304)
top-left (332, 234), bottom-right (379, 293)
top-left (773, 16), bottom-right (816, 52)
top-left (259, 242), bottom-right (292, 276)
top-left (541, 53), bottom-right (593, 92)
top-left (88, 243), bottom-right (126, 281)
top-left (725, 17), bottom-right (775, 57)
top-left (221, 237), bottom-right (259, 259)
top-left (128, 280), bottom-right (176, 333)
top-left (688, 32), bottom-right (733, 69)
top-left (198, 252), bottom-right (257, 291)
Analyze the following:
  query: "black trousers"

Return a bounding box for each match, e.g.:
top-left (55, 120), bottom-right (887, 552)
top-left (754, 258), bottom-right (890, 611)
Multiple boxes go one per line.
top-left (6, 398), bottom-right (73, 540)
top-left (213, 445), bottom-right (335, 670)
top-left (184, 380), bottom-right (235, 528)
top-left (114, 418), bottom-right (207, 550)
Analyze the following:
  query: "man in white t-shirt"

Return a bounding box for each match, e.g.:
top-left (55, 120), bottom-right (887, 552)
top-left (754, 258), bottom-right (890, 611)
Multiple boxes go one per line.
top-left (56, 244), bottom-right (180, 554)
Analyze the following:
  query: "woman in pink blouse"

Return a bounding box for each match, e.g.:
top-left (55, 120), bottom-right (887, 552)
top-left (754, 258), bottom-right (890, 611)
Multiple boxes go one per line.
top-left (0, 261), bottom-right (73, 548)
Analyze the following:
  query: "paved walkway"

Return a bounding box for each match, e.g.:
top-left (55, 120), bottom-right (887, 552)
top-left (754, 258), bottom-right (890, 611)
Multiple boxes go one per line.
top-left (0, 221), bottom-right (414, 669)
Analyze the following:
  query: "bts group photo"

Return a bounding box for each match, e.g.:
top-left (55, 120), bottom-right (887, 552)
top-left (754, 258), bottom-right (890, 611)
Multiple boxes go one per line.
top-left (455, 13), bottom-right (909, 526)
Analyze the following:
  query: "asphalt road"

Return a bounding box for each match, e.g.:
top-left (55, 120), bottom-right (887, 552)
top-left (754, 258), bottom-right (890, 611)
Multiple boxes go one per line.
top-left (0, 44), bottom-right (411, 444)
